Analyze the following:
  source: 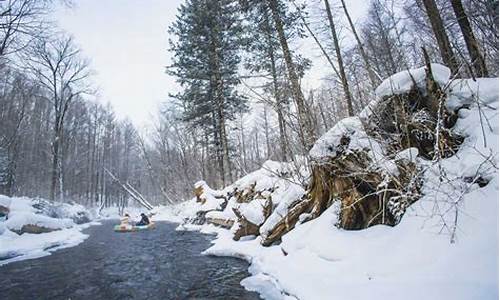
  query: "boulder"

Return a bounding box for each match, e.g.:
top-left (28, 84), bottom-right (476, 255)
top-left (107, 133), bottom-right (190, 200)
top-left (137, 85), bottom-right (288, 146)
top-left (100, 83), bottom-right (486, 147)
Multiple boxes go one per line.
top-left (206, 217), bottom-right (234, 229)
top-left (0, 205), bottom-right (9, 218)
top-left (13, 224), bottom-right (59, 235)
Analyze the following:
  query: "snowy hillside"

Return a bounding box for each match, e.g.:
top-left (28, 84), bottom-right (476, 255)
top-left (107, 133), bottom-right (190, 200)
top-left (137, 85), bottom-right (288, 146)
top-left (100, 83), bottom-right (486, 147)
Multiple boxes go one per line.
top-left (172, 64), bottom-right (499, 300)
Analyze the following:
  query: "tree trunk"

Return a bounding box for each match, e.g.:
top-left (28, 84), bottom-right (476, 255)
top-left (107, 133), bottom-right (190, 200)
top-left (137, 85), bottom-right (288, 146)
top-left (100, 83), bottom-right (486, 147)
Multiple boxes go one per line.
top-left (450, 0), bottom-right (489, 77)
top-left (267, 0), bottom-right (316, 150)
top-left (263, 106), bottom-right (271, 158)
top-left (318, 101), bottom-right (329, 132)
top-left (422, 0), bottom-right (460, 74)
top-left (292, 0), bottom-right (340, 79)
top-left (323, 0), bottom-right (354, 116)
top-left (340, 0), bottom-right (379, 89)
top-left (208, 2), bottom-right (232, 186)
top-left (212, 110), bottom-right (225, 187)
top-left (265, 13), bottom-right (288, 161)
top-left (50, 122), bottom-right (61, 201)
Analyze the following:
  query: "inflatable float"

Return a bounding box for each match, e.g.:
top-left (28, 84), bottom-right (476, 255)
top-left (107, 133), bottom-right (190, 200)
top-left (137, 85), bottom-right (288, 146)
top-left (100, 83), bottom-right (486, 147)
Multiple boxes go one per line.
top-left (114, 222), bottom-right (156, 232)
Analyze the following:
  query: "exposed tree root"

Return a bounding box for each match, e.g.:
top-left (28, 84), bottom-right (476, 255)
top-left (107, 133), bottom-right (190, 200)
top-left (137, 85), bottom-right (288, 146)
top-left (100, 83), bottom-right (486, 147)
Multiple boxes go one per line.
top-left (261, 66), bottom-right (464, 245)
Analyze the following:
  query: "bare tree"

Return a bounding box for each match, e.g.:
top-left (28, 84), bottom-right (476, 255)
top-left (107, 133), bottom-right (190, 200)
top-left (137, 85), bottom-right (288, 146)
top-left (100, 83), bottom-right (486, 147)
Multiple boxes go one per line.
top-left (422, 0), bottom-right (460, 73)
top-left (0, 0), bottom-right (52, 59)
top-left (25, 35), bottom-right (92, 200)
top-left (339, 0), bottom-right (380, 89)
top-left (450, 0), bottom-right (489, 76)
top-left (323, 0), bottom-right (354, 116)
top-left (267, 0), bottom-right (316, 150)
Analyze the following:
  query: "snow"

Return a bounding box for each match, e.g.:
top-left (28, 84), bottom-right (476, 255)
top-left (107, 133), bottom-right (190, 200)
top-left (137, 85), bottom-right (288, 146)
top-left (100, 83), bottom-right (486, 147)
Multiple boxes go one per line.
top-left (195, 180), bottom-right (227, 211)
top-left (170, 160), bottom-right (308, 239)
top-left (2, 196), bottom-right (75, 231)
top-left (394, 147), bottom-right (419, 162)
top-left (0, 196), bottom-right (11, 208)
top-left (169, 71), bottom-right (499, 300)
top-left (4, 211), bottom-right (74, 231)
top-left (375, 63), bottom-right (451, 98)
top-left (150, 205), bottom-right (184, 223)
top-left (0, 225), bottom-right (91, 266)
top-left (0, 196), bottom-right (95, 266)
top-left (309, 116), bottom-right (399, 176)
top-left (241, 273), bottom-right (294, 300)
top-left (259, 182), bottom-right (305, 237)
top-left (309, 116), bottom-right (366, 159)
top-left (239, 198), bottom-right (268, 225)
top-left (447, 78), bottom-right (499, 110)
top-left (206, 208), bottom-right (236, 221)
top-left (98, 206), bottom-right (144, 220)
top-left (229, 160), bottom-right (308, 236)
top-left (360, 64), bottom-right (451, 121)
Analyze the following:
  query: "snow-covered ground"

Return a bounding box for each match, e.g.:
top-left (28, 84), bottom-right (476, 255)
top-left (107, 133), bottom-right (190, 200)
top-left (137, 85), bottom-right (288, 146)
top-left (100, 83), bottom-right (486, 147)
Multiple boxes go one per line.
top-left (162, 66), bottom-right (499, 300)
top-left (0, 196), bottom-right (97, 266)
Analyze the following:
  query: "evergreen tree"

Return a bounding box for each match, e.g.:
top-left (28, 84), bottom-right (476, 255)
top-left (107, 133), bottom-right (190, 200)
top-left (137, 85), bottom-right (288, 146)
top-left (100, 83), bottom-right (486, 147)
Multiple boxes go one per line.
top-left (168, 0), bottom-right (247, 186)
top-left (242, 0), bottom-right (312, 156)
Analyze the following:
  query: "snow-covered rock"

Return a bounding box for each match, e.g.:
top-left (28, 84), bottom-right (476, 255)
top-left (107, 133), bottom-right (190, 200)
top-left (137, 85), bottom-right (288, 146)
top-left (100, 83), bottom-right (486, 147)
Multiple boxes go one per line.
top-left (0, 196), bottom-right (95, 265)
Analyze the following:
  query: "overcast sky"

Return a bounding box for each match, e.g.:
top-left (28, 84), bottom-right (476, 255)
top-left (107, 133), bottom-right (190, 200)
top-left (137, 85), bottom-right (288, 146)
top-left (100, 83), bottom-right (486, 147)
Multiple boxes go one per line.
top-left (53, 0), bottom-right (368, 126)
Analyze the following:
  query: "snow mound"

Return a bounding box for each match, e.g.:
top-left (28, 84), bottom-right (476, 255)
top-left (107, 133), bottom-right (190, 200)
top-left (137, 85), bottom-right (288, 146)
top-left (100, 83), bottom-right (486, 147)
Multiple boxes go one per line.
top-left (309, 117), bottom-right (399, 176)
top-left (447, 77), bottom-right (499, 110)
top-left (195, 180), bottom-right (227, 211)
top-left (360, 64), bottom-right (451, 120)
top-left (375, 63), bottom-right (451, 98)
top-left (309, 117), bottom-right (365, 159)
top-left (178, 159), bottom-right (308, 241)
top-left (239, 198), bottom-right (269, 226)
top-left (5, 212), bottom-right (74, 231)
top-left (0, 226), bottom-right (89, 266)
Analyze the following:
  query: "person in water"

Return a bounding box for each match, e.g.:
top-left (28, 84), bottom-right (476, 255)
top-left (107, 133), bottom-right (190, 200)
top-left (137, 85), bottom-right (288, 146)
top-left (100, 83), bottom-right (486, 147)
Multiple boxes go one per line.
top-left (120, 213), bottom-right (131, 226)
top-left (136, 213), bottom-right (150, 226)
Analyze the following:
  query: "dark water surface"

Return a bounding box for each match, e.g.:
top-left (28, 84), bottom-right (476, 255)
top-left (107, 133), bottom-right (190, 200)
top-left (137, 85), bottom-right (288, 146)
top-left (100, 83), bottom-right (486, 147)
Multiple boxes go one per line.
top-left (0, 221), bottom-right (260, 300)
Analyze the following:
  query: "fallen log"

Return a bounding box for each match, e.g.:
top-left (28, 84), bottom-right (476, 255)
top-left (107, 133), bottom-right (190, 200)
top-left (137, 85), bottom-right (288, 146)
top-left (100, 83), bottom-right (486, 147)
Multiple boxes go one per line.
top-left (104, 168), bottom-right (154, 210)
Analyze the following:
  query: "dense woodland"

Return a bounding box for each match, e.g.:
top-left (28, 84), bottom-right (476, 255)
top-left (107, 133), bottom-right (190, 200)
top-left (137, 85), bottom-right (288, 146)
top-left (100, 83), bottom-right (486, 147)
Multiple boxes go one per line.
top-left (0, 0), bottom-right (497, 208)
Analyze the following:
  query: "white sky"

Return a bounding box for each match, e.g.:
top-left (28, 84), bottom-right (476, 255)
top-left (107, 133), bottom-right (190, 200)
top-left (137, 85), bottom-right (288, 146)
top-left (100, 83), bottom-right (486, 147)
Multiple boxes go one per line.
top-left (53, 0), bottom-right (369, 126)
top-left (53, 0), bottom-right (183, 126)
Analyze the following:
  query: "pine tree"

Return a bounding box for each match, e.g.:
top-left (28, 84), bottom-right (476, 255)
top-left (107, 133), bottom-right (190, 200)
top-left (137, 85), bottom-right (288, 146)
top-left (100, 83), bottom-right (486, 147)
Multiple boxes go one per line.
top-left (168, 0), bottom-right (247, 186)
top-left (242, 0), bottom-right (309, 160)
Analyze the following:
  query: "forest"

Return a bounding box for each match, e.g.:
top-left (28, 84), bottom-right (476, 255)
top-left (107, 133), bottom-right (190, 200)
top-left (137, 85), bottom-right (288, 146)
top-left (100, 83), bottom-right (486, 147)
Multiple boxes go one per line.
top-left (0, 0), bottom-right (498, 299)
top-left (0, 0), bottom-right (497, 208)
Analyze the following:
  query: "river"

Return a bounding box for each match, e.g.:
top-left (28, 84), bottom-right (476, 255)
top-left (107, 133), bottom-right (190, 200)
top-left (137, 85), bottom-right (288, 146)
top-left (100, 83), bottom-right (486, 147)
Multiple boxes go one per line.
top-left (0, 220), bottom-right (260, 300)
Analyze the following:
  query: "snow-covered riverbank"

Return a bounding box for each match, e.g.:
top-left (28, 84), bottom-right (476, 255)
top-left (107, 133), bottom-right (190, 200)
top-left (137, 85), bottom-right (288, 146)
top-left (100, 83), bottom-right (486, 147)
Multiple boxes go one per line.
top-left (166, 66), bottom-right (499, 300)
top-left (0, 194), bottom-right (189, 267)
top-left (0, 196), bottom-right (98, 265)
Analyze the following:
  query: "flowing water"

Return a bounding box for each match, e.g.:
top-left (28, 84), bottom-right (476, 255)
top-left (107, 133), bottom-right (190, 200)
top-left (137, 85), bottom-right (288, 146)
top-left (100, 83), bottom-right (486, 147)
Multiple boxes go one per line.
top-left (0, 221), bottom-right (260, 300)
